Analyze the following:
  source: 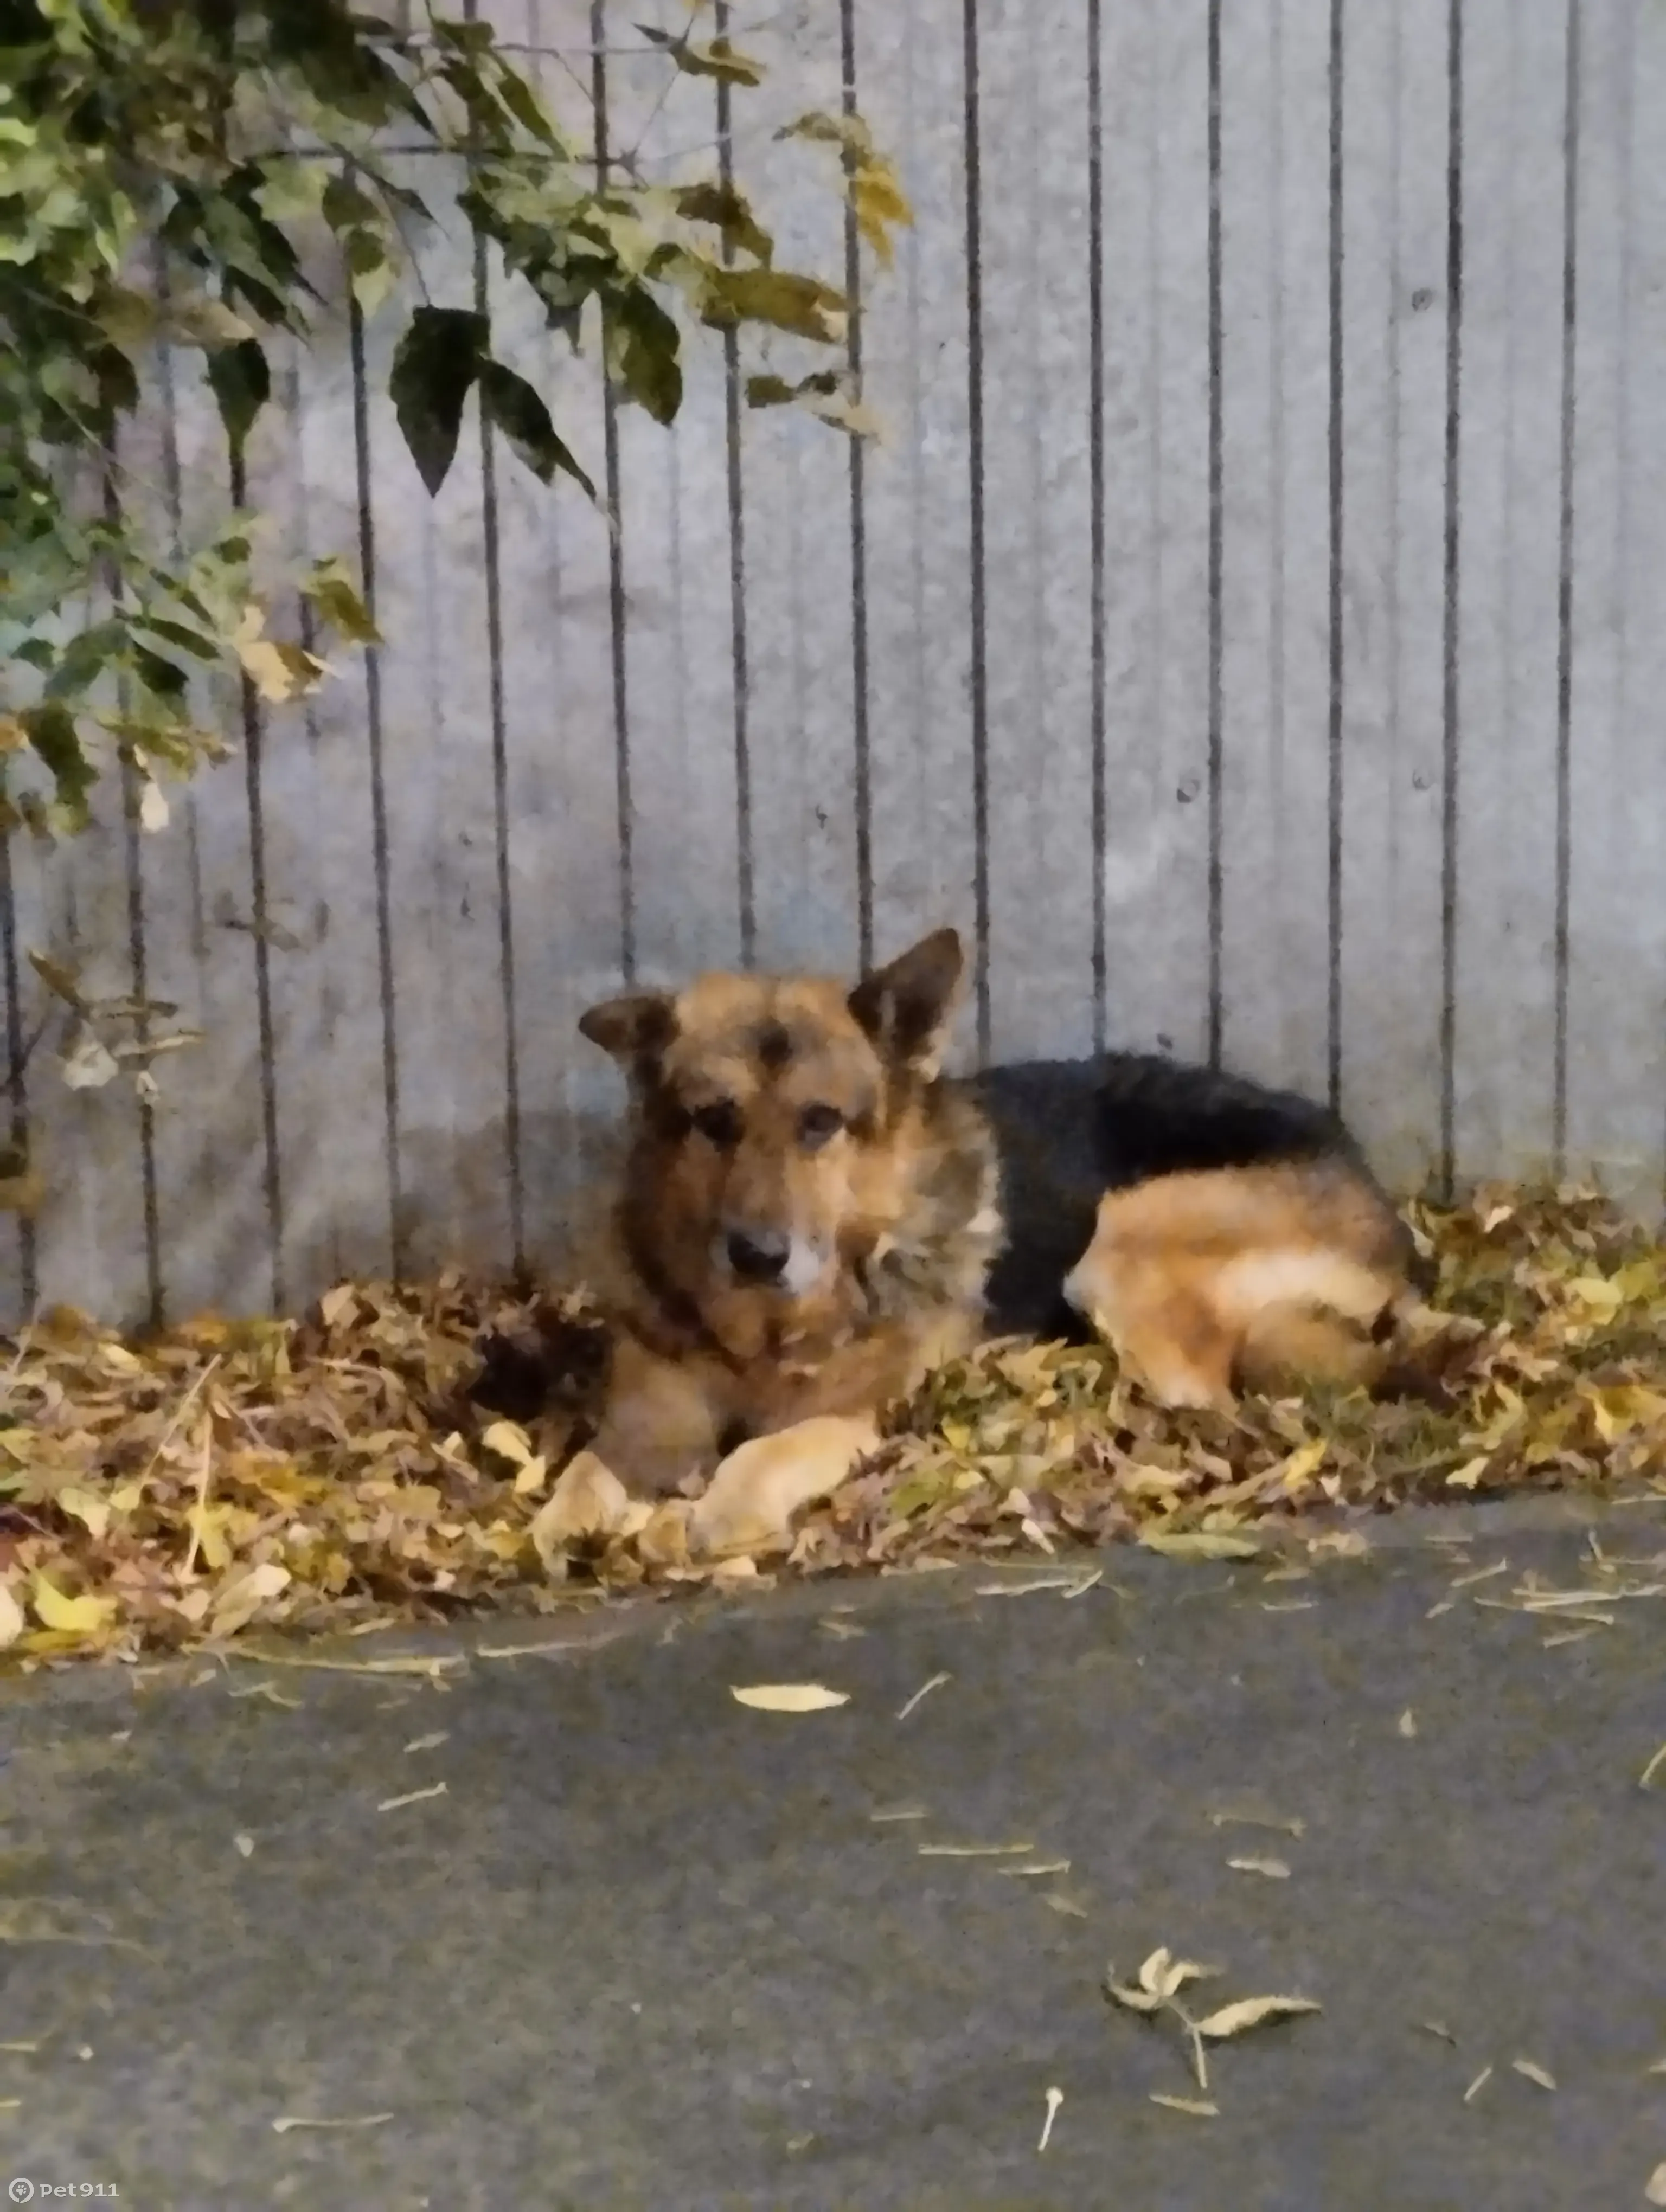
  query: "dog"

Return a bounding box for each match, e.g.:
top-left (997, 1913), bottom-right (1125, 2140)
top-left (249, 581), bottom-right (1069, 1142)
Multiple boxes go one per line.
top-left (558, 927), bottom-right (1002, 1549)
top-left (971, 1052), bottom-right (1430, 1413)
top-left (480, 933), bottom-right (1426, 1550)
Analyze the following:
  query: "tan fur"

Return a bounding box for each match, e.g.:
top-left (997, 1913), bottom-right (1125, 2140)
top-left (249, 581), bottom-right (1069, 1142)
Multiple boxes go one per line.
top-left (1063, 1160), bottom-right (1414, 1414)
top-left (575, 930), bottom-right (999, 1546)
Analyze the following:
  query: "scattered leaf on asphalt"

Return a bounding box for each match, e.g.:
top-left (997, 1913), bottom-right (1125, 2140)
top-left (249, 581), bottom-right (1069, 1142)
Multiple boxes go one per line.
top-left (1512, 2058), bottom-right (1556, 2091)
top-left (1450, 1559), bottom-right (1510, 1590)
top-left (1398, 1709), bottom-right (1419, 1738)
top-left (1194, 1996), bottom-right (1322, 2040)
top-left (918, 1840), bottom-right (1036, 1859)
top-left (377, 1782), bottom-right (447, 1813)
top-left (272, 2113), bottom-right (394, 2134)
top-left (1646, 2163), bottom-right (1666, 2207)
top-left (996, 1860), bottom-right (1072, 1879)
top-left (403, 1732), bottom-right (448, 1755)
top-left (231, 1652), bottom-right (465, 1680)
top-left (1042, 1891), bottom-right (1090, 1919)
top-left (1419, 2021), bottom-right (1458, 2045)
top-left (1208, 1810), bottom-right (1306, 1839)
top-left (1149, 2094), bottom-right (1219, 2118)
top-left (1463, 2066), bottom-right (1494, 2104)
top-left (1639, 1742), bottom-right (1666, 1791)
top-left (1037, 2085), bottom-right (1062, 2153)
top-left (896, 1671), bottom-right (951, 1720)
top-left (1227, 1856), bottom-right (1291, 1879)
top-left (730, 1683), bottom-right (849, 1713)
top-left (233, 1832), bottom-right (254, 1858)
top-left (868, 1803), bottom-right (928, 1823)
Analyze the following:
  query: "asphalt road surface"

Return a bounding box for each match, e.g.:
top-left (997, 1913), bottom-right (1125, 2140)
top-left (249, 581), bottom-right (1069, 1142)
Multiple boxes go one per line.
top-left (3, 1501), bottom-right (1664, 2210)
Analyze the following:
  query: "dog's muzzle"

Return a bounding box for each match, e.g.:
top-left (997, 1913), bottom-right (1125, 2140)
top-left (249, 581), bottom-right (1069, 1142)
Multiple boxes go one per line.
top-left (719, 1227), bottom-right (829, 1297)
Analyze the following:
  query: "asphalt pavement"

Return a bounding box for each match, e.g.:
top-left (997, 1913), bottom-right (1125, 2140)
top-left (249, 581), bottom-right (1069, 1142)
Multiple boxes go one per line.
top-left (3, 1500), bottom-right (1664, 2211)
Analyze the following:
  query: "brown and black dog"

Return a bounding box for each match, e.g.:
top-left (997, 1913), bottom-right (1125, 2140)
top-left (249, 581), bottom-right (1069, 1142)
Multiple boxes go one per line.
top-left (570, 927), bottom-right (1001, 1543)
top-left (480, 928), bottom-right (1428, 1551)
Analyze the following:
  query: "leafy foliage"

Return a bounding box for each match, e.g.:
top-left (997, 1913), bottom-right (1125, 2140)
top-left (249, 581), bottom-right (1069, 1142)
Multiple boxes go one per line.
top-left (0, 0), bottom-right (912, 845)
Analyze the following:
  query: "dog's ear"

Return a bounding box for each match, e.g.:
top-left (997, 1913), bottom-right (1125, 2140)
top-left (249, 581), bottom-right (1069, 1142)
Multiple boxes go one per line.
top-left (578, 989), bottom-right (676, 1072)
top-left (848, 928), bottom-right (964, 1072)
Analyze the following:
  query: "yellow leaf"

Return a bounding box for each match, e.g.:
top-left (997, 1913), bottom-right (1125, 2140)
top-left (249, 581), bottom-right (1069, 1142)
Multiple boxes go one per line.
top-left (481, 1419), bottom-right (535, 1468)
top-left (0, 1579), bottom-right (24, 1651)
top-left (56, 1486), bottom-right (111, 1542)
top-left (1566, 1275), bottom-right (1623, 1316)
top-left (1278, 1438), bottom-right (1328, 1491)
top-left (512, 1456), bottom-right (549, 1496)
top-left (1194, 1995), bottom-right (1322, 2039)
top-left (1445, 1456), bottom-right (1491, 1490)
top-left (729, 1682), bottom-right (849, 1713)
top-left (853, 158), bottom-right (913, 266)
top-left (319, 1284), bottom-right (357, 1327)
top-left (187, 1503), bottom-right (232, 1573)
top-left (233, 604), bottom-right (327, 704)
top-left (31, 1576), bottom-right (116, 1636)
top-left (1140, 1530), bottom-right (1260, 1561)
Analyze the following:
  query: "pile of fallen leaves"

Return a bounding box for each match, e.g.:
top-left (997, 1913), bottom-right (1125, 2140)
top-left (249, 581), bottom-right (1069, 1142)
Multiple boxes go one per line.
top-left (3, 1184), bottom-right (1665, 1664)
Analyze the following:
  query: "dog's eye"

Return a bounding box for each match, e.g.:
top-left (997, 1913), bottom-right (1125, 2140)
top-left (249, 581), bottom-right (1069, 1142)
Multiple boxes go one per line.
top-left (798, 1103), bottom-right (844, 1149)
top-left (690, 1100), bottom-right (742, 1149)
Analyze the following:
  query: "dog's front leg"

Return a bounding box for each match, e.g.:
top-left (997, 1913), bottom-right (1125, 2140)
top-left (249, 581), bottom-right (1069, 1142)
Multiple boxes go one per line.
top-left (584, 1334), bottom-right (728, 1498)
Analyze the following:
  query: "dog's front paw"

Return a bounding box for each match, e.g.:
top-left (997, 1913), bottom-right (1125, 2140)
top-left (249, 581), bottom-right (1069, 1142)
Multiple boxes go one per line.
top-left (528, 1450), bottom-right (635, 1565)
top-left (688, 1414), bottom-right (880, 1560)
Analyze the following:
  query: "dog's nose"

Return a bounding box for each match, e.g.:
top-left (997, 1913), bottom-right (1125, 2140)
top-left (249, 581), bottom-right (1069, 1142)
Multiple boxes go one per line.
top-left (725, 1226), bottom-right (791, 1284)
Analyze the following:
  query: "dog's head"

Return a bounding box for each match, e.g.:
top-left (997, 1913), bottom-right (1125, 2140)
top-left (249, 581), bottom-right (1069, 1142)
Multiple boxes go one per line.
top-left (579, 929), bottom-right (965, 1341)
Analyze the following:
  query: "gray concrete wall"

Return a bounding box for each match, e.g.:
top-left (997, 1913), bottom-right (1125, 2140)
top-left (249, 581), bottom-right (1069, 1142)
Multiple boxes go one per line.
top-left (5, 0), bottom-right (1664, 1327)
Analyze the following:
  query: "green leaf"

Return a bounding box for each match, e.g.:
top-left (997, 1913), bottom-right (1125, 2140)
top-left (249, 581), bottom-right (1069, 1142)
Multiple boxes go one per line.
top-left (478, 361), bottom-right (595, 498)
top-left (638, 26), bottom-right (765, 86)
top-left (92, 343), bottom-right (139, 417)
top-left (492, 64), bottom-right (566, 150)
top-left (700, 266), bottom-right (845, 344)
top-left (345, 228), bottom-right (397, 318)
top-left (135, 615), bottom-right (221, 663)
top-left (389, 305), bottom-right (488, 495)
top-left (21, 703), bottom-right (95, 824)
top-left (675, 181), bottom-right (772, 267)
top-left (300, 557), bottom-right (381, 646)
top-left (206, 338), bottom-right (271, 458)
top-left (321, 175), bottom-right (382, 234)
top-left (607, 290), bottom-right (682, 425)
top-left (746, 371), bottom-right (841, 408)
top-left (776, 110), bottom-right (874, 158)
top-left (132, 645), bottom-right (190, 704)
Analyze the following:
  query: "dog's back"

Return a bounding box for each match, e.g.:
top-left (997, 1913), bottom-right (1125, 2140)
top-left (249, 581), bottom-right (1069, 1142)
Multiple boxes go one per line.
top-left (966, 1052), bottom-right (1413, 1341)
